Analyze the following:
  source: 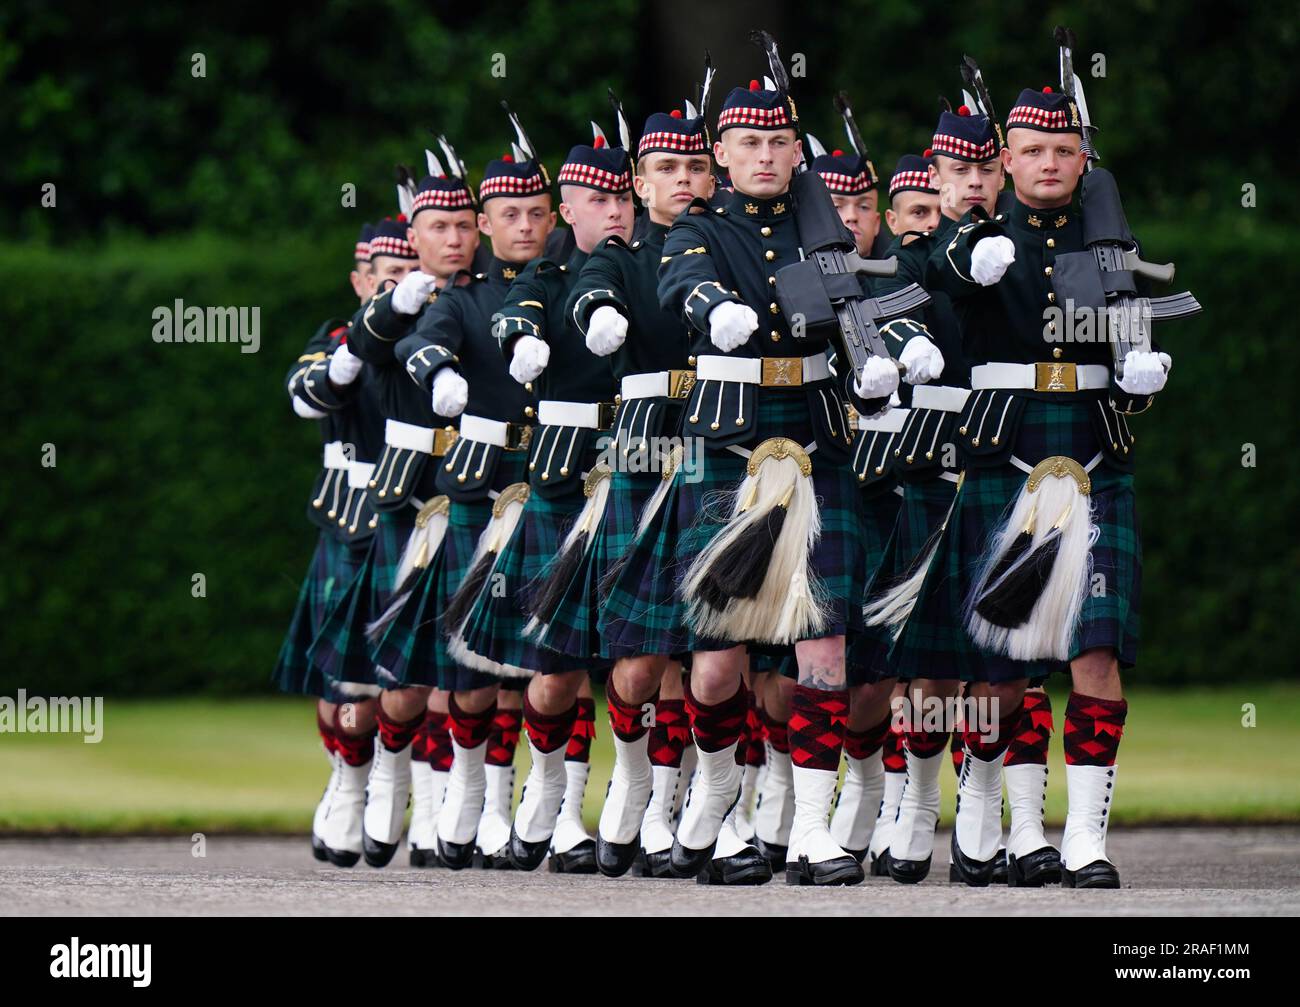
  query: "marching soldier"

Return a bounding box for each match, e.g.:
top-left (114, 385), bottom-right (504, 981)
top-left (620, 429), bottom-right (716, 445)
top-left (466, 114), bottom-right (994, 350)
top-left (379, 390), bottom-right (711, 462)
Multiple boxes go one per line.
top-left (388, 135), bottom-right (554, 868)
top-left (564, 97), bottom-right (771, 884)
top-left (650, 64), bottom-right (903, 886)
top-left (319, 168), bottom-right (478, 866)
top-left (445, 118), bottom-right (632, 873)
top-left (919, 84), bottom-right (1168, 888)
top-left (275, 224), bottom-right (376, 863)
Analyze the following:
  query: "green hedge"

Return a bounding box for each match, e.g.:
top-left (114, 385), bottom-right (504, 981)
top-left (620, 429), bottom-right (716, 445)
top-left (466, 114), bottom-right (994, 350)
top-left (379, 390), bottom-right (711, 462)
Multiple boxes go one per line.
top-left (1, 216), bottom-right (1296, 694)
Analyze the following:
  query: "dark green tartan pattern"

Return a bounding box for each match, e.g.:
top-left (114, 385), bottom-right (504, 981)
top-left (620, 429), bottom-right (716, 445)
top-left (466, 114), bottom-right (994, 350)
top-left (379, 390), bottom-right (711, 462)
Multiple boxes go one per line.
top-left (308, 506), bottom-right (414, 690)
top-left (273, 532), bottom-right (362, 699)
top-left (597, 464), bottom-right (691, 658)
top-left (880, 475), bottom-right (967, 682)
top-left (674, 390), bottom-right (866, 650)
top-left (458, 481), bottom-right (593, 675)
top-left (846, 485), bottom-right (905, 686)
top-left (537, 466), bottom-right (660, 659)
top-left (893, 399), bottom-right (1141, 683)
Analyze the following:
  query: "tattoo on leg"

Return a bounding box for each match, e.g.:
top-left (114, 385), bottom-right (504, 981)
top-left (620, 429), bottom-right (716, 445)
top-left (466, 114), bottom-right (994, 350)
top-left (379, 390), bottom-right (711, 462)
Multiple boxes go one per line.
top-left (798, 659), bottom-right (846, 691)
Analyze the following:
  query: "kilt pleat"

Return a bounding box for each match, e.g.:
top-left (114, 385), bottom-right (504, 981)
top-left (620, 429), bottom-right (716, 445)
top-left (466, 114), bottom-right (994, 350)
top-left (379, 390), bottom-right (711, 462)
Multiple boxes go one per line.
top-left (273, 533), bottom-right (360, 698)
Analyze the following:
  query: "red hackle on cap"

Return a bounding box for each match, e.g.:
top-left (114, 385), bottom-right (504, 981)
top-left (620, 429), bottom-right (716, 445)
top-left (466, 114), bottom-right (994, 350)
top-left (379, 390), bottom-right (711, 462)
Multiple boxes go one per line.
top-left (923, 148), bottom-right (933, 157)
top-left (1043, 86), bottom-right (1053, 93)
top-left (502, 153), bottom-right (514, 163)
top-left (957, 104), bottom-right (970, 116)
top-left (832, 149), bottom-right (843, 157)
top-left (749, 79), bottom-right (760, 91)
top-left (593, 134), bottom-right (606, 148)
top-left (670, 109), bottom-right (683, 118)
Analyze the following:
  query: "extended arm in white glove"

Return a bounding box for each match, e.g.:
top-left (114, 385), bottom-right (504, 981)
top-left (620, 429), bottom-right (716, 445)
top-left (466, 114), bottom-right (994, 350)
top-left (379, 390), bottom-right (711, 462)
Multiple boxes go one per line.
top-left (969, 235), bottom-right (1016, 286)
top-left (508, 334), bottom-right (551, 385)
top-left (327, 342), bottom-right (363, 386)
top-left (707, 301), bottom-right (759, 352)
top-left (431, 368), bottom-right (469, 417)
top-left (391, 271), bottom-right (440, 315)
top-left (585, 305), bottom-right (628, 356)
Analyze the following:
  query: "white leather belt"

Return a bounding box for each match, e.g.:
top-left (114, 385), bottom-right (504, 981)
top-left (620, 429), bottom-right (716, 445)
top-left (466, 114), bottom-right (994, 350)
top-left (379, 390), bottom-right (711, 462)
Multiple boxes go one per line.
top-left (971, 362), bottom-right (1109, 393)
top-left (323, 440), bottom-right (350, 470)
top-left (539, 400), bottom-right (602, 429)
top-left (910, 385), bottom-right (971, 412)
top-left (858, 407), bottom-right (909, 432)
top-left (459, 414), bottom-right (509, 447)
top-left (384, 418), bottom-right (436, 453)
top-left (621, 371), bottom-right (670, 400)
top-left (696, 352), bottom-right (831, 386)
top-left (347, 461), bottom-right (375, 489)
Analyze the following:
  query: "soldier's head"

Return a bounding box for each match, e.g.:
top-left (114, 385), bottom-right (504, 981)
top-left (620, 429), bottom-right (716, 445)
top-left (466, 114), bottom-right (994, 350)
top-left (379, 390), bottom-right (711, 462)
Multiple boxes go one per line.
top-left (885, 154), bottom-right (941, 238)
top-left (634, 106), bottom-right (715, 226)
top-left (350, 222), bottom-right (375, 303)
top-left (556, 135), bottom-right (634, 252)
top-left (478, 152), bottom-right (555, 264)
top-left (928, 105), bottom-right (1004, 221)
top-left (367, 217), bottom-right (420, 290)
top-left (809, 138), bottom-right (881, 255)
top-left (407, 173), bottom-right (479, 280)
top-left (1002, 88), bottom-right (1087, 208)
top-left (714, 81), bottom-right (801, 198)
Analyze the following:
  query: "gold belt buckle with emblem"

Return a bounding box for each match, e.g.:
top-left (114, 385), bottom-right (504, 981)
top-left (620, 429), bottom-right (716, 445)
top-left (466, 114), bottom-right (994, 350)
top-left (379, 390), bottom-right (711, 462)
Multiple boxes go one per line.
top-left (505, 422), bottom-right (532, 451)
top-left (761, 357), bottom-right (803, 387)
top-left (667, 369), bottom-right (696, 399)
top-left (432, 426), bottom-right (459, 456)
top-left (1034, 361), bottom-right (1078, 392)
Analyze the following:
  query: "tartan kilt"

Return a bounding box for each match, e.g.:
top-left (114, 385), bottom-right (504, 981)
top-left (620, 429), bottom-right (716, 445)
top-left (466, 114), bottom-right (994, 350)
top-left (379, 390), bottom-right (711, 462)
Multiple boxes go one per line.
top-left (273, 532), bottom-right (361, 699)
top-left (675, 390), bottom-right (866, 650)
top-left (597, 460), bottom-right (692, 659)
top-left (847, 485), bottom-right (905, 686)
top-left (537, 466), bottom-right (660, 659)
top-left (906, 398), bottom-right (1142, 684)
top-left (459, 477), bottom-right (594, 676)
top-left (878, 474), bottom-right (967, 682)
top-left (308, 506), bottom-right (414, 691)
top-left (371, 545), bottom-right (443, 689)
top-left (434, 496), bottom-right (505, 692)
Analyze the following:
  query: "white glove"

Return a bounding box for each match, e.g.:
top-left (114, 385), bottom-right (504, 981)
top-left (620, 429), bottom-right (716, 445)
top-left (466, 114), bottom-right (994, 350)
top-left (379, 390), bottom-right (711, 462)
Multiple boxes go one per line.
top-left (508, 334), bottom-right (551, 384)
top-left (1116, 350), bottom-right (1171, 396)
top-left (970, 235), bottom-right (1016, 286)
top-left (708, 301), bottom-right (758, 352)
top-left (899, 335), bottom-right (945, 385)
top-left (292, 397), bottom-right (327, 420)
top-left (327, 342), bottom-right (363, 385)
top-left (391, 271), bottom-right (439, 315)
top-left (853, 355), bottom-right (901, 400)
top-left (585, 305), bottom-right (628, 356)
top-left (431, 368), bottom-right (469, 417)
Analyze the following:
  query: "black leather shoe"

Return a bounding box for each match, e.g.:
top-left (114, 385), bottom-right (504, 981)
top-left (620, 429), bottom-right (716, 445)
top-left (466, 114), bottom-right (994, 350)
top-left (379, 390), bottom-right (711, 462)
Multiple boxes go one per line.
top-left (868, 849), bottom-right (892, 877)
top-left (1062, 859), bottom-right (1120, 889)
top-left (1007, 846), bottom-right (1062, 887)
top-left (548, 839), bottom-right (597, 874)
top-left (408, 845), bottom-right (441, 868)
top-left (697, 847), bottom-right (773, 886)
top-left (887, 853), bottom-right (931, 884)
top-left (507, 827), bottom-right (551, 871)
top-left (362, 831), bottom-right (399, 868)
top-left (948, 831), bottom-right (999, 887)
top-left (785, 854), bottom-right (865, 886)
top-left (311, 835), bottom-right (328, 862)
top-left (323, 846), bottom-right (360, 868)
top-left (473, 847), bottom-right (516, 870)
top-left (438, 836), bottom-right (478, 871)
top-left (752, 836), bottom-right (787, 873)
top-left (596, 833), bottom-right (642, 877)
top-left (670, 838), bottom-right (717, 878)
top-left (844, 846), bottom-right (868, 865)
top-left (991, 847), bottom-right (1009, 884)
top-left (630, 848), bottom-right (677, 878)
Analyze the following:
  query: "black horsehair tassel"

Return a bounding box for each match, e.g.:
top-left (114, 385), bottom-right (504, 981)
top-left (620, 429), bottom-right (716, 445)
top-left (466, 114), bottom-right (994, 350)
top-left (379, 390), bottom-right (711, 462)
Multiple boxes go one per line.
top-left (441, 546), bottom-right (497, 632)
top-left (699, 482), bottom-right (795, 608)
top-left (527, 531), bottom-right (588, 622)
top-left (975, 501), bottom-right (1070, 628)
